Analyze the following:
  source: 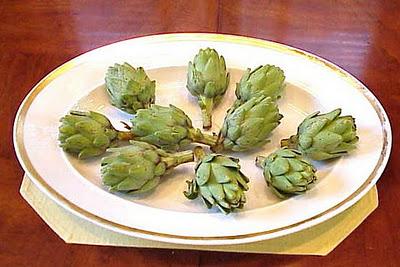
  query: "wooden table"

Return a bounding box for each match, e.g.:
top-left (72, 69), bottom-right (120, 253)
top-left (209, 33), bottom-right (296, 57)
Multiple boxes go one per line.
top-left (1, 1), bottom-right (399, 266)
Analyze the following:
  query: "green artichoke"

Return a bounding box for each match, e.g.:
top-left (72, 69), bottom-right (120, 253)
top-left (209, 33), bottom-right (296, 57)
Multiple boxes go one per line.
top-left (235, 65), bottom-right (285, 106)
top-left (212, 95), bottom-right (283, 152)
top-left (130, 104), bottom-right (218, 151)
top-left (58, 111), bottom-right (131, 159)
top-left (184, 147), bottom-right (249, 214)
top-left (187, 48), bottom-right (230, 129)
top-left (105, 62), bottom-right (155, 114)
top-left (281, 108), bottom-right (359, 160)
top-left (256, 148), bottom-right (317, 199)
top-left (101, 141), bottom-right (194, 193)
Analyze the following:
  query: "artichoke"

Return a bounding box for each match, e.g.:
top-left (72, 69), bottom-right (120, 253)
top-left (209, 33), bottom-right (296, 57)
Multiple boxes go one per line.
top-left (130, 104), bottom-right (218, 151)
top-left (184, 147), bottom-right (249, 214)
top-left (105, 62), bottom-right (155, 114)
top-left (234, 65), bottom-right (285, 106)
top-left (256, 148), bottom-right (317, 199)
top-left (281, 108), bottom-right (359, 160)
top-left (187, 48), bottom-right (230, 129)
top-left (212, 95), bottom-right (283, 152)
top-left (101, 141), bottom-right (194, 193)
top-left (58, 111), bottom-right (131, 159)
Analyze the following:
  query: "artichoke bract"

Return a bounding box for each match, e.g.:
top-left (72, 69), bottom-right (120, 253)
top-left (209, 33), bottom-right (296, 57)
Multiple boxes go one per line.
top-left (59, 111), bottom-right (122, 159)
top-left (281, 108), bottom-right (359, 160)
top-left (235, 65), bottom-right (285, 106)
top-left (105, 62), bottom-right (155, 114)
top-left (101, 141), bottom-right (194, 193)
top-left (256, 148), bottom-right (317, 199)
top-left (212, 95), bottom-right (283, 152)
top-left (184, 147), bottom-right (249, 214)
top-left (130, 104), bottom-right (218, 151)
top-left (187, 48), bottom-right (230, 129)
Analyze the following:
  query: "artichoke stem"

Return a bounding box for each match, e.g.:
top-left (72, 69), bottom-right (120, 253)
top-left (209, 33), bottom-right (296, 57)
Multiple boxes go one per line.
top-left (188, 128), bottom-right (218, 147)
top-left (164, 150), bottom-right (194, 169)
top-left (201, 109), bottom-right (212, 129)
top-left (210, 143), bottom-right (224, 153)
top-left (117, 131), bottom-right (134, 141)
top-left (193, 146), bottom-right (206, 162)
top-left (280, 135), bottom-right (298, 149)
top-left (255, 156), bottom-right (266, 168)
top-left (200, 97), bottom-right (214, 129)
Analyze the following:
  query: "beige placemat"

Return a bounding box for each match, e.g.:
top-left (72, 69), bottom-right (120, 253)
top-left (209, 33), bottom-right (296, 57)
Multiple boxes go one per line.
top-left (20, 174), bottom-right (378, 255)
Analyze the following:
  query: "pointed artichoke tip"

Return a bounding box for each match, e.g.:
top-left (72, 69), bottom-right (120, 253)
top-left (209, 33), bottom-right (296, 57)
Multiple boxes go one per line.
top-left (210, 145), bottom-right (220, 153)
top-left (70, 110), bottom-right (87, 116)
top-left (210, 134), bottom-right (224, 153)
top-left (330, 108), bottom-right (342, 117)
top-left (281, 135), bottom-right (297, 149)
top-left (255, 156), bottom-right (266, 167)
top-left (193, 146), bottom-right (206, 161)
top-left (77, 153), bottom-right (89, 160)
top-left (280, 138), bottom-right (290, 148)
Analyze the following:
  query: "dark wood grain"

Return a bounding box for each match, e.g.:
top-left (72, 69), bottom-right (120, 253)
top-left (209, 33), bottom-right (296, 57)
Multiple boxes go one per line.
top-left (1, 0), bottom-right (399, 266)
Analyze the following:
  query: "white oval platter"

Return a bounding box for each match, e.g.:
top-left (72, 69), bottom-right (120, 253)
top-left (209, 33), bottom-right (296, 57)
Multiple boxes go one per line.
top-left (14, 33), bottom-right (392, 245)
